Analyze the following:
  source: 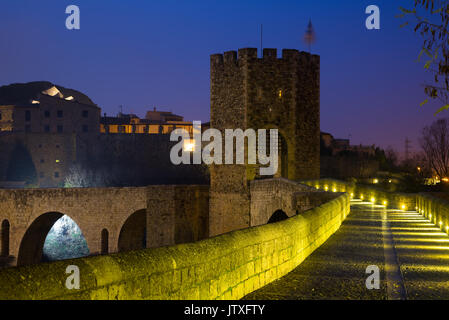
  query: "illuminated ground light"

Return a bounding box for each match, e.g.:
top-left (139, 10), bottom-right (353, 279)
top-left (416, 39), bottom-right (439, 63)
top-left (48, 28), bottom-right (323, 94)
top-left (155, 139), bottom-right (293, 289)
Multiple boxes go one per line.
top-left (373, 179), bottom-right (379, 184)
top-left (333, 188), bottom-right (337, 193)
top-left (360, 195), bottom-right (364, 200)
top-left (401, 204), bottom-right (406, 210)
top-left (383, 201), bottom-right (388, 206)
top-left (315, 185), bottom-right (320, 189)
top-left (370, 197), bottom-right (375, 203)
top-left (350, 193), bottom-right (354, 199)
top-left (446, 226), bottom-right (449, 233)
top-left (440, 221), bottom-right (443, 228)
top-left (430, 214), bottom-right (433, 220)
top-left (324, 186), bottom-right (329, 191)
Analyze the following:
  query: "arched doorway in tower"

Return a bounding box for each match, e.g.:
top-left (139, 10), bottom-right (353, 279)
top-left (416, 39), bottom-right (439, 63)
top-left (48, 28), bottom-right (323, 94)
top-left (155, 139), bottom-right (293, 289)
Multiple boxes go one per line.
top-left (278, 133), bottom-right (288, 178)
top-left (17, 213), bottom-right (89, 266)
top-left (264, 129), bottom-right (289, 179)
top-left (118, 209), bottom-right (146, 252)
top-left (1, 220), bottom-right (10, 257)
top-left (267, 209), bottom-right (289, 224)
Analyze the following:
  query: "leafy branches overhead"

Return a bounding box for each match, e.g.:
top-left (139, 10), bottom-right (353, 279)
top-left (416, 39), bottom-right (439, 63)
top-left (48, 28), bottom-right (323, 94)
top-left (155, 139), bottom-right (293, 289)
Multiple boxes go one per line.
top-left (398, 0), bottom-right (449, 114)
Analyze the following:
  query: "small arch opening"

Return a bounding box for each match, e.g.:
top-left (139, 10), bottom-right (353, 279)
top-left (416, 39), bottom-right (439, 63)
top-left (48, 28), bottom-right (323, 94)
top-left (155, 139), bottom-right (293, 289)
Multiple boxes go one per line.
top-left (267, 210), bottom-right (289, 224)
top-left (1, 220), bottom-right (10, 257)
top-left (101, 229), bottom-right (109, 255)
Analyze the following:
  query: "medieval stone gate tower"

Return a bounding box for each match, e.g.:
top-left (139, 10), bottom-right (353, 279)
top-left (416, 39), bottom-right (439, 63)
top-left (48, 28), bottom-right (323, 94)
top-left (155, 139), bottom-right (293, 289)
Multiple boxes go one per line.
top-left (209, 48), bottom-right (320, 236)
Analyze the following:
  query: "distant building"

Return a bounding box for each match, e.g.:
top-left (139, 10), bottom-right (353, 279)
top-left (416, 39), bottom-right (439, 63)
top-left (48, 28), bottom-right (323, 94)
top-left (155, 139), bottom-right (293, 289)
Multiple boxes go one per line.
top-left (333, 139), bottom-right (350, 150)
top-left (145, 108), bottom-right (184, 122)
top-left (100, 108), bottom-right (193, 135)
top-left (320, 132), bottom-right (375, 156)
top-left (320, 132), bottom-right (333, 149)
top-left (0, 82), bottom-right (201, 188)
top-left (320, 131), bottom-right (378, 178)
top-left (0, 81), bottom-right (100, 134)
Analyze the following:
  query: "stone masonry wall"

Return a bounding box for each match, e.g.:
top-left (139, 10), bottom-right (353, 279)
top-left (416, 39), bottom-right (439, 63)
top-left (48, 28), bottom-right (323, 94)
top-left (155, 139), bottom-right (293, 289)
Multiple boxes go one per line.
top-left (249, 178), bottom-right (338, 227)
top-left (0, 132), bottom-right (209, 188)
top-left (303, 178), bottom-right (416, 210)
top-left (0, 185), bottom-right (209, 267)
top-left (209, 48), bottom-right (320, 237)
top-left (0, 193), bottom-right (350, 300)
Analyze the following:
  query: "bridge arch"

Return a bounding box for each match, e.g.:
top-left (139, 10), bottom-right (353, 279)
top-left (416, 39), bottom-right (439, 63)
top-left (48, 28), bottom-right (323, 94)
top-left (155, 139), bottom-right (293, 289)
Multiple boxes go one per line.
top-left (1, 220), bottom-right (10, 257)
top-left (267, 209), bottom-right (289, 224)
top-left (118, 209), bottom-right (146, 252)
top-left (17, 212), bottom-right (88, 266)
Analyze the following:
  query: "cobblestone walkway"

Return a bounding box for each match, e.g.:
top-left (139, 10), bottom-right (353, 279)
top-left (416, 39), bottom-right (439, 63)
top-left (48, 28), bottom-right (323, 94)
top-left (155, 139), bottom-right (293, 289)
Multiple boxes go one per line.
top-left (244, 201), bottom-right (449, 300)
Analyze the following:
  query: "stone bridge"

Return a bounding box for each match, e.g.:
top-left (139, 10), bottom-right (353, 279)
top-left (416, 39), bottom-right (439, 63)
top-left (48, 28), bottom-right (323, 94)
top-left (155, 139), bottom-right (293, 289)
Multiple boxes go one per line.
top-left (0, 179), bottom-right (330, 268)
top-left (0, 185), bottom-right (210, 267)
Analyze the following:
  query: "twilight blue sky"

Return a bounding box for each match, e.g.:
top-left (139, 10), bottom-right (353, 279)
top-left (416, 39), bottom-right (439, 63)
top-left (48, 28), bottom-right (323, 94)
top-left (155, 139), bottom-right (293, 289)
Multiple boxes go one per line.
top-left (0, 0), bottom-right (445, 156)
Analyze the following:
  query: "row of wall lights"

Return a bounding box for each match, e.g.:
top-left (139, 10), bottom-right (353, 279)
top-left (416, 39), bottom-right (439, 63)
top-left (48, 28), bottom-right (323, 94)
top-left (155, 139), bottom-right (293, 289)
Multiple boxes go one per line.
top-left (418, 208), bottom-right (449, 234)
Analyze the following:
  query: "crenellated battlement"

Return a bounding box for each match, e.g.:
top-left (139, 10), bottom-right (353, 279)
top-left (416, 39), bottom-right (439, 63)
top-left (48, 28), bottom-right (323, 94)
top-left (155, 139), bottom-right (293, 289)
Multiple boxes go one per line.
top-left (210, 48), bottom-right (319, 66)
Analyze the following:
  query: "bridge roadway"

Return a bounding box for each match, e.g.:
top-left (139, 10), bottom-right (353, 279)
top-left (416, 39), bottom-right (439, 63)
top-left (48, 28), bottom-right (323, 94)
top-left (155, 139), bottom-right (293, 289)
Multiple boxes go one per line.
top-left (244, 201), bottom-right (449, 300)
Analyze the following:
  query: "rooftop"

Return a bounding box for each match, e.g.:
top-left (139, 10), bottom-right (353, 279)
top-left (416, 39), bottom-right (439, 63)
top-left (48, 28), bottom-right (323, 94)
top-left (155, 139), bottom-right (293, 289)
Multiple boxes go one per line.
top-left (0, 81), bottom-right (97, 107)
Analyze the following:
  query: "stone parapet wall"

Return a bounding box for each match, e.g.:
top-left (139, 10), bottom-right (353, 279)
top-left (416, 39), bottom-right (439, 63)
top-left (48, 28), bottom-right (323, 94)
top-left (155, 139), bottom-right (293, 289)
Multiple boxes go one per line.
top-left (417, 193), bottom-right (449, 232)
top-left (249, 178), bottom-right (339, 226)
top-left (302, 178), bottom-right (416, 210)
top-left (0, 193), bottom-right (350, 300)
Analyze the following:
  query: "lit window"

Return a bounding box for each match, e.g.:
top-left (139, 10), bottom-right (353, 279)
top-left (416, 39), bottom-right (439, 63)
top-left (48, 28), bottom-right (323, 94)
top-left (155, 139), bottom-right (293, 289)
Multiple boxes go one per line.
top-left (278, 89), bottom-right (282, 98)
top-left (183, 139), bottom-right (195, 152)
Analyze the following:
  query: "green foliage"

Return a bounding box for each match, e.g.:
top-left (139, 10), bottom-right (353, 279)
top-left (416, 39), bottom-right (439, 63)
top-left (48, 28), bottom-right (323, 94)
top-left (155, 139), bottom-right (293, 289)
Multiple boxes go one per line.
top-left (398, 0), bottom-right (449, 114)
top-left (42, 216), bottom-right (89, 261)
